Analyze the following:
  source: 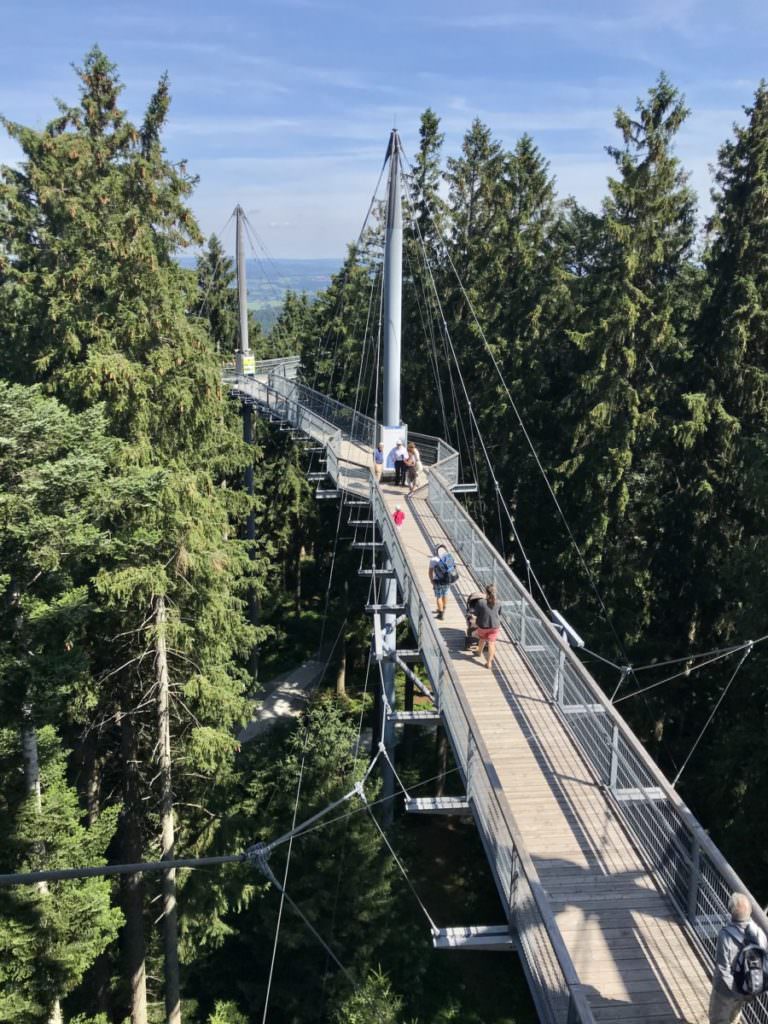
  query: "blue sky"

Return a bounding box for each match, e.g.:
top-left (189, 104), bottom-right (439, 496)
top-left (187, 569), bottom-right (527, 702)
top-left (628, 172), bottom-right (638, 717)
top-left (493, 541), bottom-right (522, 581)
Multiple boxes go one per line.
top-left (2, 0), bottom-right (767, 258)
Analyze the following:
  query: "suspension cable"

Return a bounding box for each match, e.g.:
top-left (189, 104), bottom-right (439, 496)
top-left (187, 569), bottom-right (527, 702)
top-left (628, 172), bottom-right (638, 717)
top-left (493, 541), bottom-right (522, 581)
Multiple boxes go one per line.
top-left (672, 644), bottom-right (754, 786)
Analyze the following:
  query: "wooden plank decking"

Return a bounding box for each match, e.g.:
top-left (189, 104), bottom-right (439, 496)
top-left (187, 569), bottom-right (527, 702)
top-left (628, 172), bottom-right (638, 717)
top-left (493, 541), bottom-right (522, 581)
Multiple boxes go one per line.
top-left (371, 474), bottom-right (712, 1024)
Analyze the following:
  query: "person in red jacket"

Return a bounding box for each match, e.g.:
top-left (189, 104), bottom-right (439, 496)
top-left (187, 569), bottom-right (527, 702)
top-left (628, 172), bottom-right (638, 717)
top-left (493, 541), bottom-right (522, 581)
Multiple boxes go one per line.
top-left (393, 505), bottom-right (405, 530)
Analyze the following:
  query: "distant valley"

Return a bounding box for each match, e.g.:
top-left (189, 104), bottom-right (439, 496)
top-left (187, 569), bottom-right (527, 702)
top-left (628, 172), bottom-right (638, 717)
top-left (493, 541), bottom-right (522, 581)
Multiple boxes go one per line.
top-left (180, 256), bottom-right (341, 330)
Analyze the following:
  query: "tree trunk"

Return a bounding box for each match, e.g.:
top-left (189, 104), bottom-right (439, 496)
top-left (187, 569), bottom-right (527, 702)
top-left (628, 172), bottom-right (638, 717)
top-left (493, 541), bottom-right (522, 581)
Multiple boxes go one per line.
top-left (335, 641), bottom-right (347, 699)
top-left (21, 705), bottom-right (64, 1024)
top-left (155, 596), bottom-right (182, 1024)
top-left (120, 706), bottom-right (148, 1024)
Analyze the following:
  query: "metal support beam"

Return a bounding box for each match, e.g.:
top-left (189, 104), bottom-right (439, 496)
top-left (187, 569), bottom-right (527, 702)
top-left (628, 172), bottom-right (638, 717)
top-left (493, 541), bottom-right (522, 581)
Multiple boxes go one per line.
top-left (388, 710), bottom-right (440, 724)
top-left (405, 797), bottom-right (470, 815)
top-left (392, 654), bottom-right (434, 702)
top-left (433, 926), bottom-right (516, 952)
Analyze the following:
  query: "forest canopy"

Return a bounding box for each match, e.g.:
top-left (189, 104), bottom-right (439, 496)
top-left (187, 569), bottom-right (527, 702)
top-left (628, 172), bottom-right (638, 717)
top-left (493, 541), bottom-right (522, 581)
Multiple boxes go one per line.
top-left (2, 44), bottom-right (768, 1024)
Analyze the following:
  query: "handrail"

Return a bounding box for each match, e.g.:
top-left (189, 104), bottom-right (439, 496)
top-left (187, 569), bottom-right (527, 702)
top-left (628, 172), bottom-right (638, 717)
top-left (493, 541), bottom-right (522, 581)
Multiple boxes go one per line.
top-left (234, 366), bottom-right (768, 1023)
top-left (232, 372), bottom-right (595, 1022)
top-left (368, 476), bottom-right (596, 1024)
top-left (427, 461), bottom-right (768, 1018)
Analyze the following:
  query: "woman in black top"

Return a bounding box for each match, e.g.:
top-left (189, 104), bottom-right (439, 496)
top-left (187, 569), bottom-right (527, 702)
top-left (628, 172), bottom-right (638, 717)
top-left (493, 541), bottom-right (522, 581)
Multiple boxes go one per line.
top-left (473, 584), bottom-right (500, 670)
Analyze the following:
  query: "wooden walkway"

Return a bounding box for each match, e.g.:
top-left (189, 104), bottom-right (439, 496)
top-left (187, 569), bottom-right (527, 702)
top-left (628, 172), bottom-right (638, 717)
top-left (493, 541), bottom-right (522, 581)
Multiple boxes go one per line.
top-left (372, 475), bottom-right (712, 1024)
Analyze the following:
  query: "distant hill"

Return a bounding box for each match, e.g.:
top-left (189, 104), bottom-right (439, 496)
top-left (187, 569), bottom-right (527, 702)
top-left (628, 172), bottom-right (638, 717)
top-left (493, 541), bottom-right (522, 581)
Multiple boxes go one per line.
top-left (179, 256), bottom-right (341, 330)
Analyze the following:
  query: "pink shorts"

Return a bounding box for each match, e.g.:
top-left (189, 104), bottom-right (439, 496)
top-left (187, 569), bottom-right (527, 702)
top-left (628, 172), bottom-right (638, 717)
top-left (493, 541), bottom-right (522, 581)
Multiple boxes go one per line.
top-left (474, 627), bottom-right (500, 641)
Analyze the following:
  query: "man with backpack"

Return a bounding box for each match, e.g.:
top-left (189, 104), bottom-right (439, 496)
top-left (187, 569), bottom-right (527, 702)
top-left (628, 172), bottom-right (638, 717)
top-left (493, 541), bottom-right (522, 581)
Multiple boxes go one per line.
top-left (709, 892), bottom-right (768, 1023)
top-left (428, 544), bottom-right (458, 621)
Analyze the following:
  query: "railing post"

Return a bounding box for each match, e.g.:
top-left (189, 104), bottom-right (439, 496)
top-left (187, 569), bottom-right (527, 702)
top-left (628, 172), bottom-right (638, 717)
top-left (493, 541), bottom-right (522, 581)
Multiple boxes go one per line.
top-left (687, 839), bottom-right (701, 926)
top-left (567, 993), bottom-right (579, 1024)
top-left (520, 600), bottom-right (527, 648)
top-left (553, 648), bottom-right (565, 705)
top-left (609, 724), bottom-right (619, 789)
top-left (466, 727), bottom-right (475, 779)
top-left (509, 849), bottom-right (520, 912)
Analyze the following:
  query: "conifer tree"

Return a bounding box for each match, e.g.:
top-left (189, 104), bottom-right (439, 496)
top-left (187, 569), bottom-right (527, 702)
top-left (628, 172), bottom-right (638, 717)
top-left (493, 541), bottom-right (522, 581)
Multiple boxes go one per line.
top-left (0, 383), bottom-right (127, 1023)
top-left (660, 83), bottom-right (768, 866)
top-left (195, 234), bottom-right (237, 355)
top-left (402, 109), bottom-right (450, 436)
top-left (557, 74), bottom-right (697, 645)
top-left (0, 50), bottom-right (258, 1024)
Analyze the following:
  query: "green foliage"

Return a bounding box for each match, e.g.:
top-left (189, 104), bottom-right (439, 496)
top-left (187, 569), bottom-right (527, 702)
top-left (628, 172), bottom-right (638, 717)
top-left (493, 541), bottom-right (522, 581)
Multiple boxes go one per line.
top-left (0, 728), bottom-right (122, 1023)
top-left (7, 45), bottom-right (768, 1024)
top-left (331, 969), bottom-right (404, 1024)
top-left (196, 234), bottom-right (238, 355)
top-left (207, 1000), bottom-right (248, 1024)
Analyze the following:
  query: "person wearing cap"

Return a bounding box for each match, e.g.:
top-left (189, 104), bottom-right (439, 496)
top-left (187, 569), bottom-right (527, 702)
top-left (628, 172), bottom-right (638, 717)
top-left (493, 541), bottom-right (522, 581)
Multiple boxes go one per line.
top-left (393, 505), bottom-right (405, 530)
top-left (428, 543), bottom-right (449, 620)
top-left (709, 892), bottom-right (767, 1023)
top-left (393, 440), bottom-right (406, 486)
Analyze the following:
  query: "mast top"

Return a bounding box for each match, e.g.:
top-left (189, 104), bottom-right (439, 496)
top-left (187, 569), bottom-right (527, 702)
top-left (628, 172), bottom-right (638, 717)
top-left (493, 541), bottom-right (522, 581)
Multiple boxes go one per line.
top-left (385, 128), bottom-right (402, 166)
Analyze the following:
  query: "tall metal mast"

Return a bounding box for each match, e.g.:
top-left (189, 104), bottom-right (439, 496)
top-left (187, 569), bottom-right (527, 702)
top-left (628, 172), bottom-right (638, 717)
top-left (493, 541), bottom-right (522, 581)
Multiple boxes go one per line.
top-left (379, 130), bottom-right (404, 824)
top-left (382, 130), bottom-right (403, 429)
top-left (235, 204), bottom-right (252, 375)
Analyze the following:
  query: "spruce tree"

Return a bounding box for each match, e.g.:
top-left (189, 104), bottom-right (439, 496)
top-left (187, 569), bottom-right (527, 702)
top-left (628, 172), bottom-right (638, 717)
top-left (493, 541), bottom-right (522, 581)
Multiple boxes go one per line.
top-left (0, 382), bottom-right (127, 1023)
top-left (0, 49), bottom-right (257, 1024)
top-left (557, 73), bottom-right (697, 647)
top-left (195, 234), bottom-right (237, 356)
top-left (663, 82), bottom-right (768, 872)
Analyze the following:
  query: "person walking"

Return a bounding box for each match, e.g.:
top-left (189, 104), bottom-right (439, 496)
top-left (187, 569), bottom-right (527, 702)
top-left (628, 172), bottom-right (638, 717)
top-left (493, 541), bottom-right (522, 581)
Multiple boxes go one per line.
top-left (428, 543), bottom-right (457, 620)
top-left (393, 505), bottom-right (405, 530)
top-left (393, 440), bottom-right (406, 486)
top-left (405, 441), bottom-right (422, 493)
top-left (473, 584), bottom-right (501, 671)
top-left (709, 892), bottom-right (768, 1023)
top-left (373, 442), bottom-right (384, 482)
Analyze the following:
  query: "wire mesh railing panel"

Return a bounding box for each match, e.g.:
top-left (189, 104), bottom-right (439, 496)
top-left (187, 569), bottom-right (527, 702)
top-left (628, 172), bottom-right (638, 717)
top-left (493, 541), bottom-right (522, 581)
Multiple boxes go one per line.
top-left (239, 380), bottom-right (768, 1020)
top-left (367, 477), bottom-right (595, 1024)
top-left (426, 459), bottom-right (768, 996)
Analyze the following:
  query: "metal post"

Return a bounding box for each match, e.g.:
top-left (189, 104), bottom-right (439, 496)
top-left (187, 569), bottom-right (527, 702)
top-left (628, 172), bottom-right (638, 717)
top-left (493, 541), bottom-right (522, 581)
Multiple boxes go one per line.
top-left (235, 204), bottom-right (251, 374)
top-left (382, 129), bottom-right (402, 431)
top-left (380, 571), bottom-right (397, 826)
top-left (554, 648), bottom-right (565, 705)
top-left (687, 840), bottom-right (701, 925)
top-left (378, 129), bottom-right (404, 823)
top-left (520, 600), bottom-right (527, 648)
top-left (609, 724), bottom-right (620, 789)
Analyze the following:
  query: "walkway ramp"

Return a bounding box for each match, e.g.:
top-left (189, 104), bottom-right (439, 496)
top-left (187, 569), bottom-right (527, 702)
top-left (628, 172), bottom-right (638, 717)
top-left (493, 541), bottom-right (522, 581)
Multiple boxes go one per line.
top-left (390, 485), bottom-right (708, 1023)
top-left (230, 362), bottom-right (768, 1024)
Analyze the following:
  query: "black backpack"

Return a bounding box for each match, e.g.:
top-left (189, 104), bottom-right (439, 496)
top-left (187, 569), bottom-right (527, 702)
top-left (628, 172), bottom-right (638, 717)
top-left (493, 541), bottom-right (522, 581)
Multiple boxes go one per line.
top-left (730, 925), bottom-right (768, 997)
top-left (434, 552), bottom-right (459, 584)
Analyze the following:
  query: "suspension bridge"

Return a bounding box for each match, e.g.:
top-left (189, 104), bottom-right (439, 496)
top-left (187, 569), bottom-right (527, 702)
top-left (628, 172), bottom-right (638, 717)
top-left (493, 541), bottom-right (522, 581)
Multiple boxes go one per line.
top-left (227, 129), bottom-right (768, 1024)
top-left (2, 131), bottom-right (766, 1024)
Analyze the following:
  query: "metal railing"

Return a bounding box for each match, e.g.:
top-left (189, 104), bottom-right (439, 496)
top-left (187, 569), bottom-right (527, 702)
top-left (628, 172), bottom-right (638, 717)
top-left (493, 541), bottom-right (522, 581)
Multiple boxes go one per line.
top-left (269, 375), bottom-right (378, 448)
top-left (234, 367), bottom-right (768, 1022)
top-left (427, 462), bottom-right (768, 1022)
top-left (368, 478), bottom-right (596, 1024)
top-left (231, 371), bottom-right (593, 1021)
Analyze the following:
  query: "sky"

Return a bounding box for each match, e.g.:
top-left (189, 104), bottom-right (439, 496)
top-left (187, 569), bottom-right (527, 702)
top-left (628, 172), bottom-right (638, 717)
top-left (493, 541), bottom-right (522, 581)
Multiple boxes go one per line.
top-left (1, 0), bottom-right (767, 258)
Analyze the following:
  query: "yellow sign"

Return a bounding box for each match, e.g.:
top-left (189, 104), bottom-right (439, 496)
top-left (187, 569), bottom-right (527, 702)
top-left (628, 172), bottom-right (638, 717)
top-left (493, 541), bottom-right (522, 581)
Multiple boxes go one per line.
top-left (242, 354), bottom-right (256, 376)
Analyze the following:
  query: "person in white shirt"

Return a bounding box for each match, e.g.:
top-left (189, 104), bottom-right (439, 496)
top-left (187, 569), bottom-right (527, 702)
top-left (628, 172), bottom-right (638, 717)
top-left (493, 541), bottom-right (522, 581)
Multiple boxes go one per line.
top-left (393, 440), bottom-right (406, 486)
